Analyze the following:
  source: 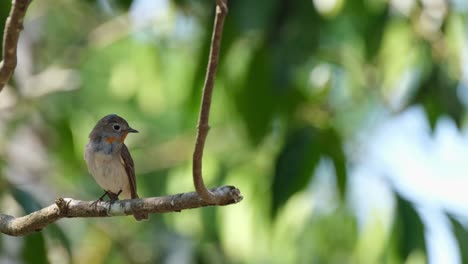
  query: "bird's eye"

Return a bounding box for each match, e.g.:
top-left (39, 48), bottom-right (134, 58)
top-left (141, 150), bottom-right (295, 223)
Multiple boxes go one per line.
top-left (113, 124), bottom-right (121, 131)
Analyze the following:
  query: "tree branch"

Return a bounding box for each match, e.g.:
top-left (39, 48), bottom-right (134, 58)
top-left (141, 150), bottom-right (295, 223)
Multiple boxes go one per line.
top-left (192, 0), bottom-right (230, 204)
top-left (0, 186), bottom-right (242, 236)
top-left (0, 0), bottom-right (32, 92)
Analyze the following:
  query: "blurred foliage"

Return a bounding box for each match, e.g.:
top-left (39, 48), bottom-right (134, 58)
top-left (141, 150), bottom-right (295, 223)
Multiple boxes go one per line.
top-left (386, 194), bottom-right (426, 263)
top-left (0, 0), bottom-right (467, 263)
top-left (450, 215), bottom-right (468, 264)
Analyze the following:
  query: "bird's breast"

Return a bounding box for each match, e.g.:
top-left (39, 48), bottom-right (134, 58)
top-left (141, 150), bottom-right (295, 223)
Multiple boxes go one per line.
top-left (84, 143), bottom-right (131, 199)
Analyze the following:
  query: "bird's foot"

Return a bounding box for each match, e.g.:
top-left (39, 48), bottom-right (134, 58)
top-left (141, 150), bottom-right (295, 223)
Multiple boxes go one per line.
top-left (91, 191), bottom-right (109, 208)
top-left (106, 190), bottom-right (122, 211)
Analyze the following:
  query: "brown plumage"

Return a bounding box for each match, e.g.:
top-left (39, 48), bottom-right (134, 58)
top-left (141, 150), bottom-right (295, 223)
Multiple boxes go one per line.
top-left (121, 144), bottom-right (138, 199)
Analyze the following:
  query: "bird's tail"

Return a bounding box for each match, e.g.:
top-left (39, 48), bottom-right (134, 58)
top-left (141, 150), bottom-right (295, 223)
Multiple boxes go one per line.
top-left (133, 211), bottom-right (149, 221)
top-left (132, 194), bottom-right (149, 221)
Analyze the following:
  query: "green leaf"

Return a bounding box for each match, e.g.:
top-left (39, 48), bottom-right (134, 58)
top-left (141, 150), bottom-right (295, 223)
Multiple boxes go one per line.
top-left (320, 128), bottom-right (347, 199)
top-left (23, 233), bottom-right (48, 264)
top-left (411, 64), bottom-right (464, 129)
top-left (230, 0), bottom-right (278, 32)
top-left (386, 194), bottom-right (426, 261)
top-left (448, 215), bottom-right (468, 263)
top-left (234, 47), bottom-right (276, 145)
top-left (10, 186), bottom-right (42, 214)
top-left (343, 0), bottom-right (389, 60)
top-left (272, 126), bottom-right (321, 216)
top-left (11, 187), bottom-right (49, 263)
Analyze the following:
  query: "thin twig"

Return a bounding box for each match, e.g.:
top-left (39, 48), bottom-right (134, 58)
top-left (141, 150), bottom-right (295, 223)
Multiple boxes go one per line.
top-left (0, 186), bottom-right (242, 236)
top-left (0, 0), bottom-right (32, 92)
top-left (192, 0), bottom-right (229, 204)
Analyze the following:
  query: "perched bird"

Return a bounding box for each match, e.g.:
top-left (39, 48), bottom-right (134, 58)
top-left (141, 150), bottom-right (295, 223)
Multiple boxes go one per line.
top-left (84, 114), bottom-right (148, 221)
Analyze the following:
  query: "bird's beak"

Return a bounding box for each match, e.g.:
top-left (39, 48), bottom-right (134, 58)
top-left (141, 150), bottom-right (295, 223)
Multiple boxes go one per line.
top-left (127, 127), bottom-right (139, 133)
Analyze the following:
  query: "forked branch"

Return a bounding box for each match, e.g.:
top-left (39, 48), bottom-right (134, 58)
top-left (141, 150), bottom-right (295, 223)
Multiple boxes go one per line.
top-left (192, 0), bottom-right (232, 204)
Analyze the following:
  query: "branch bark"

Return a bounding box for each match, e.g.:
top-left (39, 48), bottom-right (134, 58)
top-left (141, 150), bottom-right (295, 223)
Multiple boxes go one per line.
top-left (1, 186), bottom-right (242, 236)
top-left (192, 0), bottom-right (230, 204)
top-left (0, 0), bottom-right (32, 92)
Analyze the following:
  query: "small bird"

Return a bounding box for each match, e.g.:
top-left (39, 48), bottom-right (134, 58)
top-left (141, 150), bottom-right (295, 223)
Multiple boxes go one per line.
top-left (84, 114), bottom-right (148, 221)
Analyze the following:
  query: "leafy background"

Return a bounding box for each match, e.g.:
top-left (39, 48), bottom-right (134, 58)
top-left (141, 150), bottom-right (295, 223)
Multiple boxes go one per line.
top-left (0, 0), bottom-right (468, 263)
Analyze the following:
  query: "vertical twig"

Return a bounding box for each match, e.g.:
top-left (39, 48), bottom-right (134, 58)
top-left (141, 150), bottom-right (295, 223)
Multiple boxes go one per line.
top-left (192, 0), bottom-right (228, 204)
top-left (0, 0), bottom-right (31, 92)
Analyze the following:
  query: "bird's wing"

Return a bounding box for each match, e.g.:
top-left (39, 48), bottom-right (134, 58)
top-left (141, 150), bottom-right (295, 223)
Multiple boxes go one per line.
top-left (120, 144), bottom-right (138, 199)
